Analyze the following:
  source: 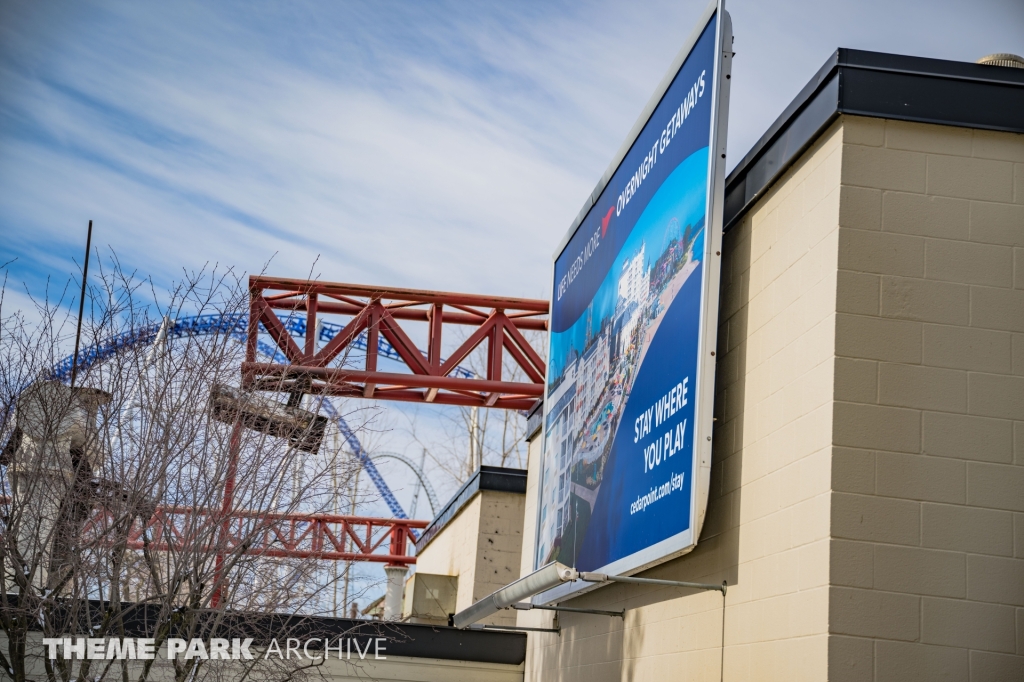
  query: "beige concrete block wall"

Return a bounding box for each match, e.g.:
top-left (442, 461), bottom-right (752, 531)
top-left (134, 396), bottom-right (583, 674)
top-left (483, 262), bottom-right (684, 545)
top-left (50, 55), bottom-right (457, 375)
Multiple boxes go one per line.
top-left (830, 116), bottom-right (1024, 682)
top-left (415, 490), bottom-right (525, 626)
top-left (473, 492), bottom-right (528, 606)
top-left (519, 121), bottom-right (845, 682)
top-left (517, 115), bottom-right (1024, 680)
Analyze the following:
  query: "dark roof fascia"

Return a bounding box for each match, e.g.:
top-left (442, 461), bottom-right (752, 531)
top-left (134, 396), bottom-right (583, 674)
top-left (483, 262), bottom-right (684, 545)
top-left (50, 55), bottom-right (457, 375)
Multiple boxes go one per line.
top-left (525, 399), bottom-right (544, 442)
top-left (4, 595), bottom-right (527, 665)
top-left (724, 48), bottom-right (1024, 231)
top-left (415, 466), bottom-right (528, 553)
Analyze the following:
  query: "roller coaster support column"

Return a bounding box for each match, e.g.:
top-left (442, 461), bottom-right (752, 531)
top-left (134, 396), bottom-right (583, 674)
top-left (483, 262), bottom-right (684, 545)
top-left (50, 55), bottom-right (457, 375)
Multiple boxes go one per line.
top-left (211, 419), bottom-right (243, 608)
top-left (382, 523), bottom-right (412, 619)
top-left (383, 565), bottom-right (407, 620)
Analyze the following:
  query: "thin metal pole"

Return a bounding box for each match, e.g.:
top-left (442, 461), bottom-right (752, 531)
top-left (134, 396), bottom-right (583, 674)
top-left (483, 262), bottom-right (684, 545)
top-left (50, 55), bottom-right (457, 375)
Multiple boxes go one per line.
top-left (470, 624), bottom-right (560, 634)
top-left (343, 463), bottom-right (360, 611)
top-left (580, 572), bottom-right (726, 594)
top-left (512, 602), bottom-right (624, 618)
top-left (69, 220), bottom-right (93, 389)
top-left (720, 580), bottom-right (727, 682)
top-left (332, 429), bottom-right (340, 617)
top-left (212, 419), bottom-right (243, 608)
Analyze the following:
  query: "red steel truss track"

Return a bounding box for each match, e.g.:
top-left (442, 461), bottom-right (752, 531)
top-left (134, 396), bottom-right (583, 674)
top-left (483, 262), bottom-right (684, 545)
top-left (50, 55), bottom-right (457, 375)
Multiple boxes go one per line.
top-left (85, 505), bottom-right (427, 565)
top-left (243, 276), bottom-right (549, 411)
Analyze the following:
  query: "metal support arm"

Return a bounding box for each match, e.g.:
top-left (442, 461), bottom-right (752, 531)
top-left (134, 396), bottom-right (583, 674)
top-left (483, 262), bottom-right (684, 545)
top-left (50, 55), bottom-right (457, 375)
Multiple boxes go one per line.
top-left (511, 602), bottom-right (624, 618)
top-left (468, 624), bottom-right (561, 634)
top-left (580, 572), bottom-right (727, 595)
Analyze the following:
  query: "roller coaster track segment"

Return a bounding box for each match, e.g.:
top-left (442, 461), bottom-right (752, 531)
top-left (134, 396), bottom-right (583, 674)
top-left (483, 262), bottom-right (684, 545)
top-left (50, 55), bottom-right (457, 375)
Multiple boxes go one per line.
top-left (245, 277), bottom-right (548, 410)
top-left (49, 313), bottom-right (478, 384)
top-left (317, 399), bottom-right (409, 523)
top-left (84, 506), bottom-right (426, 564)
top-left (369, 452), bottom-right (440, 516)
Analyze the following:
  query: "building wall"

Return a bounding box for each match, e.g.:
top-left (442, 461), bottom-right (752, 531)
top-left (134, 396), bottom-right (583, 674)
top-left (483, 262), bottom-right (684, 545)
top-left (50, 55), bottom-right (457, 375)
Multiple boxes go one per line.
top-left (828, 116), bottom-right (1024, 682)
top-left (519, 119), bottom-right (845, 682)
top-left (415, 489), bottom-right (525, 627)
top-left (517, 115), bottom-right (1024, 680)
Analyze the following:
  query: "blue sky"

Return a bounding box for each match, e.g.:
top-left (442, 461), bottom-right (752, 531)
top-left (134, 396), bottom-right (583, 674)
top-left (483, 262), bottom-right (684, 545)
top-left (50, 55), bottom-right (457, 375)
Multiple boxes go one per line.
top-left (3, 0), bottom-right (1022, 313)
top-left (1, 0), bottom-right (1022, 520)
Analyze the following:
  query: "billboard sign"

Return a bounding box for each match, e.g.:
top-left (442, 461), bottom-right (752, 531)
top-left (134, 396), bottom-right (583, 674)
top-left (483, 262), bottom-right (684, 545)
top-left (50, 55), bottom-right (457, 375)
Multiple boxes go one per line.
top-left (535, 0), bottom-right (732, 602)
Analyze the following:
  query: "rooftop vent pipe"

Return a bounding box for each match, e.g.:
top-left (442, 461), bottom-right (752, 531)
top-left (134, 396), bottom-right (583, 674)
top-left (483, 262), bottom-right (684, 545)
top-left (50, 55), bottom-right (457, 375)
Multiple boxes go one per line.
top-left (977, 53), bottom-right (1024, 69)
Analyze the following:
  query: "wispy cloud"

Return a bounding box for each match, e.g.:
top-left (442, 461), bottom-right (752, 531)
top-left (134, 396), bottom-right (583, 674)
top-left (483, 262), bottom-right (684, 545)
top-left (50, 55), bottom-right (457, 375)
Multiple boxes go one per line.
top-left (4, 0), bottom-right (1020, 301)
top-left (2, 0), bottom-right (1021, 516)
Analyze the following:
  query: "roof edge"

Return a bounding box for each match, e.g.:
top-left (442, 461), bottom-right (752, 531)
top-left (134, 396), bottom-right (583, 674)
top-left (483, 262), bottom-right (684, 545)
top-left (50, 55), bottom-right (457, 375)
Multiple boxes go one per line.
top-left (724, 48), bottom-right (1024, 230)
top-left (415, 466), bottom-right (527, 553)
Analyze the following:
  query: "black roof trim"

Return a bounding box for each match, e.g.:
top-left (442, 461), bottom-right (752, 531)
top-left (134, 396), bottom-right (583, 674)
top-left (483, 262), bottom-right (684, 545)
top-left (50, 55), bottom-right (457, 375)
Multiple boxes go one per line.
top-left (415, 466), bottom-right (528, 553)
top-left (724, 48), bottom-right (1024, 230)
top-left (525, 399), bottom-right (544, 442)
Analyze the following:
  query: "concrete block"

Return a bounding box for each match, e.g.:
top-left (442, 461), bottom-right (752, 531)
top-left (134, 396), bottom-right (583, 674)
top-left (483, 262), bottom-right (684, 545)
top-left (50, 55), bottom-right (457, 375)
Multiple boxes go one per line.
top-left (1017, 249), bottom-right (1024, 289)
top-left (832, 492), bottom-right (920, 545)
top-left (1016, 513), bottom-right (1024, 559)
top-left (1019, 608), bottom-right (1024, 655)
top-left (927, 155), bottom-right (1014, 202)
top-left (925, 239), bottom-right (1014, 288)
top-left (972, 129), bottom-right (1024, 163)
top-left (838, 228), bottom-right (924, 277)
top-left (874, 544), bottom-right (965, 598)
top-left (843, 145), bottom-right (926, 192)
top-left (829, 586), bottom-right (920, 640)
top-left (968, 555), bottom-right (1024, 606)
top-left (837, 270), bottom-right (880, 315)
top-left (836, 314), bottom-right (921, 363)
top-left (831, 539), bottom-right (873, 588)
top-left (839, 185), bottom-right (881, 231)
top-left (886, 119), bottom-right (972, 155)
top-left (967, 461), bottom-right (1024, 512)
top-left (876, 452), bottom-right (966, 504)
top-left (834, 402), bottom-right (921, 453)
top-left (1014, 334), bottom-right (1024, 375)
top-left (834, 358), bottom-right (877, 404)
top-left (843, 116), bottom-right (885, 147)
top-left (827, 635), bottom-right (873, 682)
top-left (882, 190), bottom-right (969, 239)
top-left (922, 324), bottom-right (1012, 374)
top-left (878, 363), bottom-right (967, 412)
top-left (1018, 422), bottom-right (1024, 466)
top-left (791, 491), bottom-right (833, 548)
top-left (922, 503), bottom-right (1014, 556)
top-left (832, 447), bottom-right (875, 494)
top-left (970, 201), bottom-right (1024, 247)
top-left (969, 651), bottom-right (1024, 682)
top-left (880, 275), bottom-right (969, 325)
top-left (1017, 163), bottom-right (1024, 205)
top-left (874, 640), bottom-right (968, 682)
top-left (968, 373), bottom-right (1024, 420)
top-left (922, 411), bottom-right (1013, 463)
top-left (922, 597), bottom-right (1017, 652)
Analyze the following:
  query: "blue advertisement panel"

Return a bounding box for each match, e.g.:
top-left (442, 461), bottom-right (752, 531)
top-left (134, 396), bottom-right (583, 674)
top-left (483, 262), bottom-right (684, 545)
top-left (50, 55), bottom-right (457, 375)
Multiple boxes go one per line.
top-left (536, 2), bottom-right (730, 601)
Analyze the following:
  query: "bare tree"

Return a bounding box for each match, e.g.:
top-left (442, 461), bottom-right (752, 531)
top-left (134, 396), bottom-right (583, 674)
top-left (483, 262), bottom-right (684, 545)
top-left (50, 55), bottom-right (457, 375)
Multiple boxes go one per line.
top-left (0, 258), bottom-right (378, 682)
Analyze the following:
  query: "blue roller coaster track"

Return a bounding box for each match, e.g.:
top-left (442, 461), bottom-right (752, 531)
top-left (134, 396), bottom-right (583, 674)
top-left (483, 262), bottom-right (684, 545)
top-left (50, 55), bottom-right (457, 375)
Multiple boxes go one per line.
top-left (47, 312), bottom-right (465, 521)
